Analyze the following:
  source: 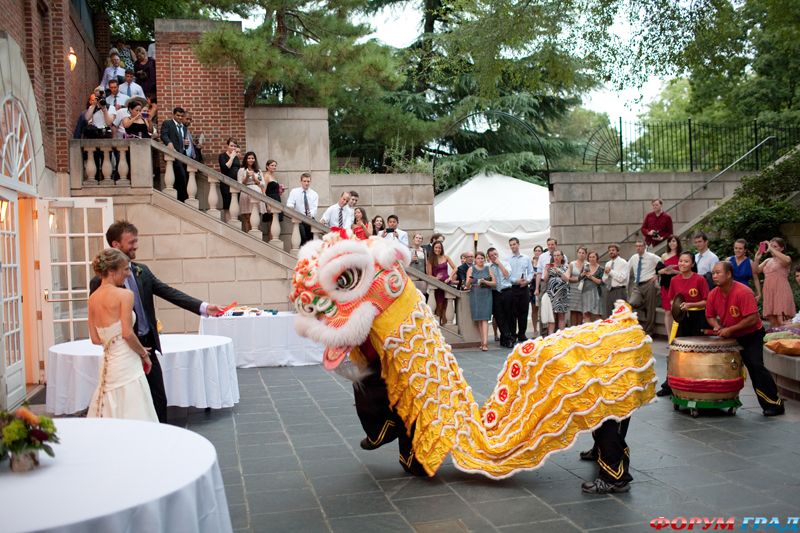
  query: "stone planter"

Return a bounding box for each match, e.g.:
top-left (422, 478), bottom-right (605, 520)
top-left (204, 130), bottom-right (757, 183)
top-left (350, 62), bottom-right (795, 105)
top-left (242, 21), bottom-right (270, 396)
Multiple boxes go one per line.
top-left (9, 450), bottom-right (39, 472)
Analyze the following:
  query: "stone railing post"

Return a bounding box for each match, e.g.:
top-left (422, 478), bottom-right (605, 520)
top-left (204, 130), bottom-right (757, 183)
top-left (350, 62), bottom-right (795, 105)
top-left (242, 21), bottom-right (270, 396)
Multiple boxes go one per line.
top-left (163, 154), bottom-right (176, 197)
top-left (249, 207), bottom-right (261, 237)
top-left (99, 146), bottom-right (114, 185)
top-left (207, 176), bottom-right (221, 218)
top-left (83, 147), bottom-right (98, 184)
top-left (270, 210), bottom-right (282, 245)
top-left (186, 165), bottom-right (199, 208)
top-left (116, 144), bottom-right (130, 185)
top-left (229, 190), bottom-right (240, 227)
top-left (291, 220), bottom-right (301, 253)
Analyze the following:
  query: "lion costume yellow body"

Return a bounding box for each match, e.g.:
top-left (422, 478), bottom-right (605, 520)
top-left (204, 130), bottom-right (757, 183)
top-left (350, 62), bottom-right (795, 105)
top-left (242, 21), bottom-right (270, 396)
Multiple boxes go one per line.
top-left (291, 231), bottom-right (656, 478)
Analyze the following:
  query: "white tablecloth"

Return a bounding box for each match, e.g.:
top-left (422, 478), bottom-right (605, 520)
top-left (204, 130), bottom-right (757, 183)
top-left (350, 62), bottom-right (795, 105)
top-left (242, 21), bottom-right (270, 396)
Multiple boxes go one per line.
top-left (199, 312), bottom-right (324, 367)
top-left (46, 334), bottom-right (240, 415)
top-left (1, 418), bottom-right (232, 533)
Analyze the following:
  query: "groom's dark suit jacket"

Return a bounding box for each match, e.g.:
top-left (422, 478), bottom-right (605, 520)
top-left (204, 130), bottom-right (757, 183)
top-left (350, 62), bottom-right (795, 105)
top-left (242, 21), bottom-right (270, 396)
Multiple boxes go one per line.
top-left (89, 261), bottom-right (202, 354)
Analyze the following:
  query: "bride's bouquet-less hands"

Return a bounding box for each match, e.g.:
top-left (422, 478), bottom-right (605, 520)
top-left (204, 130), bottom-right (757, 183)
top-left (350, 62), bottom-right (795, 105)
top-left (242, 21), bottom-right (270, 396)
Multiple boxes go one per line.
top-left (0, 406), bottom-right (60, 470)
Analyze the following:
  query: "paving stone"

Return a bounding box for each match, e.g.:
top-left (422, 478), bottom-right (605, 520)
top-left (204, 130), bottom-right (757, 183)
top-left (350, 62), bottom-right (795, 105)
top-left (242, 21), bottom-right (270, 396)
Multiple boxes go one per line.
top-left (251, 508), bottom-right (329, 533)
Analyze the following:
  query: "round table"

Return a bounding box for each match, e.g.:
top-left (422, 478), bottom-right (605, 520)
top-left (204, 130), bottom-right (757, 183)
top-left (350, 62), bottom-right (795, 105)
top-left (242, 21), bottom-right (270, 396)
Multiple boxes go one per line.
top-left (199, 312), bottom-right (323, 367)
top-left (46, 334), bottom-right (239, 415)
top-left (1, 418), bottom-right (232, 533)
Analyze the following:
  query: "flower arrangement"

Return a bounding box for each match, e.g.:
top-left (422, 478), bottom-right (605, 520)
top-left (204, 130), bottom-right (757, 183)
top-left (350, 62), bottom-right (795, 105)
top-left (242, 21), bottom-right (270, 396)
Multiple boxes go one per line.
top-left (0, 407), bottom-right (59, 471)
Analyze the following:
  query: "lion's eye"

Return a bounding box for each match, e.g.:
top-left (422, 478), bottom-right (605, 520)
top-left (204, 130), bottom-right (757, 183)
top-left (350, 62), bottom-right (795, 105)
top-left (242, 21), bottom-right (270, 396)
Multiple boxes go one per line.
top-left (336, 268), bottom-right (361, 290)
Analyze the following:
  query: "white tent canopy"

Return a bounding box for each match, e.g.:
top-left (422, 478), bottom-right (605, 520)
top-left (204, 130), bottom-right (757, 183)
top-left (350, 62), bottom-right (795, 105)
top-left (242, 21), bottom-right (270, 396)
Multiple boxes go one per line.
top-left (434, 172), bottom-right (551, 259)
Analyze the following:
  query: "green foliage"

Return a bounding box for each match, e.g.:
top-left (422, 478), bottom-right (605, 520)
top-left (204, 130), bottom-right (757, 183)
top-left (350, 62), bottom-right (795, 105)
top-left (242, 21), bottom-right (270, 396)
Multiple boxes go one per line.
top-left (704, 147), bottom-right (800, 257)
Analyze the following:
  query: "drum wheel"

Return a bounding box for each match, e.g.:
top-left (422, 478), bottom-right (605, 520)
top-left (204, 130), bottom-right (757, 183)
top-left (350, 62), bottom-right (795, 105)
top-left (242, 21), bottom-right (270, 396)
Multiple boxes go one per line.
top-left (689, 408), bottom-right (700, 418)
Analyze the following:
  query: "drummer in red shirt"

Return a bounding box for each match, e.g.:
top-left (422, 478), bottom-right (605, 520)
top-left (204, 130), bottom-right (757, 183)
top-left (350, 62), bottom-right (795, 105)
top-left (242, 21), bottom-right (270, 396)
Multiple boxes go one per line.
top-left (668, 252), bottom-right (709, 337)
top-left (706, 261), bottom-right (785, 417)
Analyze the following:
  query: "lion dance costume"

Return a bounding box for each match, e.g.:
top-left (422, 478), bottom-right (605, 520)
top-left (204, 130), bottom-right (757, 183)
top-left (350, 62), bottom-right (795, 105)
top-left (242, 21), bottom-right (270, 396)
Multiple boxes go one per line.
top-left (291, 231), bottom-right (656, 479)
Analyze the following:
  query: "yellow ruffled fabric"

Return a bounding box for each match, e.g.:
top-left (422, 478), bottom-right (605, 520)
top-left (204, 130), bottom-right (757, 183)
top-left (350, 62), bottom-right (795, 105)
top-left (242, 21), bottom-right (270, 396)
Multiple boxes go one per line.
top-left (369, 281), bottom-right (657, 478)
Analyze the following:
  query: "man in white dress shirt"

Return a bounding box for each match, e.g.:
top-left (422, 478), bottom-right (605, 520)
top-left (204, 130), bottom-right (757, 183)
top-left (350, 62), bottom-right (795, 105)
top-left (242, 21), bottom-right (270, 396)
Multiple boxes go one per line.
top-left (100, 52), bottom-right (126, 89)
top-left (379, 215), bottom-right (409, 246)
top-left (694, 232), bottom-right (719, 289)
top-left (321, 191), bottom-right (354, 228)
top-left (286, 173), bottom-right (319, 245)
top-left (602, 243), bottom-right (629, 315)
top-left (628, 240), bottom-right (661, 335)
top-left (118, 70), bottom-right (146, 99)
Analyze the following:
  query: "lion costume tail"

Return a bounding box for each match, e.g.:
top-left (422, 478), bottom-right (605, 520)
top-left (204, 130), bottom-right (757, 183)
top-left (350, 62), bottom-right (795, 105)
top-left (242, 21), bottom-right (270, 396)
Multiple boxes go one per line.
top-left (368, 283), bottom-right (657, 479)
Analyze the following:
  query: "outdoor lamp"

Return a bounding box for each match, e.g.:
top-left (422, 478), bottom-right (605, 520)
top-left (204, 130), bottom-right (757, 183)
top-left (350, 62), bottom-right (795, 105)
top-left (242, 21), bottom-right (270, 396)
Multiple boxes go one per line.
top-left (68, 47), bottom-right (77, 71)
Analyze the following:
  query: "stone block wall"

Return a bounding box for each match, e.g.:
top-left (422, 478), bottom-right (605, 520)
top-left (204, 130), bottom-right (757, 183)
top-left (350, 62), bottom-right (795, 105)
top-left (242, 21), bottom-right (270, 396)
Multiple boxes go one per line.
top-left (329, 173), bottom-right (435, 237)
top-left (111, 194), bottom-right (293, 334)
top-left (549, 171), bottom-right (750, 257)
top-left (245, 106), bottom-right (331, 208)
top-left (154, 19), bottom-right (246, 166)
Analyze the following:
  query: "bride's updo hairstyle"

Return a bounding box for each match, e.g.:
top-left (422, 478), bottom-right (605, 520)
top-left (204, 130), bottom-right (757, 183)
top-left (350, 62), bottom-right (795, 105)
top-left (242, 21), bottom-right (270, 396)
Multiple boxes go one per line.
top-left (92, 248), bottom-right (130, 277)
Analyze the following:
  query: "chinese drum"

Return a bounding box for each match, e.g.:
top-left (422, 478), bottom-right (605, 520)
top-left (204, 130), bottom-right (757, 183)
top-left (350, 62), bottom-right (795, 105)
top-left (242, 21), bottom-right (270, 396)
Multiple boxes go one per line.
top-left (667, 336), bottom-right (745, 401)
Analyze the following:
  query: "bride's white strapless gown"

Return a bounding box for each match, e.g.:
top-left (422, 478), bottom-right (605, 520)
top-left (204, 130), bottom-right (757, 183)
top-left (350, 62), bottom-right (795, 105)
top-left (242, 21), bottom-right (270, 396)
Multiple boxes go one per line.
top-left (88, 313), bottom-right (158, 422)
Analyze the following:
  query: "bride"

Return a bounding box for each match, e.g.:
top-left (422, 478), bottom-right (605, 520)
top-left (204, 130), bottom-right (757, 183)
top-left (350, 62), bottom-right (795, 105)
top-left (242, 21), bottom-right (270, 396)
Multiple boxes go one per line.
top-left (87, 248), bottom-right (158, 422)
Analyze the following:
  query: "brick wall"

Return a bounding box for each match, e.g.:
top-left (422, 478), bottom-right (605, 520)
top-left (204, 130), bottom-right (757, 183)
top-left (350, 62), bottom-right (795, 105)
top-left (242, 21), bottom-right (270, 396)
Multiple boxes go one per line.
top-left (0, 0), bottom-right (103, 175)
top-left (154, 19), bottom-right (246, 171)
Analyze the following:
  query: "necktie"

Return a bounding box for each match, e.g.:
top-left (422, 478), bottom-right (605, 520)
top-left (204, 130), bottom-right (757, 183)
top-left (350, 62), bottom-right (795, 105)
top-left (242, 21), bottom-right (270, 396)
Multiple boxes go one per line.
top-left (125, 271), bottom-right (150, 336)
top-left (636, 256), bottom-right (643, 283)
top-left (338, 206), bottom-right (343, 226)
top-left (303, 191), bottom-right (310, 216)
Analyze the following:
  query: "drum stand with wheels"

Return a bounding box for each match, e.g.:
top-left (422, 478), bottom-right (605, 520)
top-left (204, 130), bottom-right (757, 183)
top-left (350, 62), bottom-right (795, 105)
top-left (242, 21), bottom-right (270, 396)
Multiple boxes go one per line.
top-left (671, 395), bottom-right (741, 418)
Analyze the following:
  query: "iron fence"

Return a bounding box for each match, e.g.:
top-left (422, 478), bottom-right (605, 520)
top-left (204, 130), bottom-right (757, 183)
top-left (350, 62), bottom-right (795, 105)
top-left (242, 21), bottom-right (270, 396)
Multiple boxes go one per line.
top-left (583, 118), bottom-right (800, 172)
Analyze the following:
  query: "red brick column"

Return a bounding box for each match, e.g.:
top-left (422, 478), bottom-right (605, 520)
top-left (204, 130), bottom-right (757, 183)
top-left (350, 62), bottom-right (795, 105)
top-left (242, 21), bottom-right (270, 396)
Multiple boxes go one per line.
top-left (154, 19), bottom-right (246, 167)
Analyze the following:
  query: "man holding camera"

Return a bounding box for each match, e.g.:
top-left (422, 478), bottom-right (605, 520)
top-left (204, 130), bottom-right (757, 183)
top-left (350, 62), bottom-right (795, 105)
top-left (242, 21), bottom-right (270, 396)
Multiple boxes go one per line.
top-left (380, 215), bottom-right (409, 246)
top-left (641, 198), bottom-right (673, 248)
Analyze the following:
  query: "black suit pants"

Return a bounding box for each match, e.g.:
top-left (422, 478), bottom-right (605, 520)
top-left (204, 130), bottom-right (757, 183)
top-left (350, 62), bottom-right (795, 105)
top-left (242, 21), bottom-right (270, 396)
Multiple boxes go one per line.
top-left (509, 285), bottom-right (529, 341)
top-left (736, 329), bottom-right (783, 410)
top-left (592, 417), bottom-right (632, 484)
top-left (138, 330), bottom-right (168, 423)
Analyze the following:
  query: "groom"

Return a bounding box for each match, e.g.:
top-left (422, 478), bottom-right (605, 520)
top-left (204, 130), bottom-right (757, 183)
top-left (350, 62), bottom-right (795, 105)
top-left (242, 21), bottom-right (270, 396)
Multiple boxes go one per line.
top-left (90, 220), bottom-right (222, 423)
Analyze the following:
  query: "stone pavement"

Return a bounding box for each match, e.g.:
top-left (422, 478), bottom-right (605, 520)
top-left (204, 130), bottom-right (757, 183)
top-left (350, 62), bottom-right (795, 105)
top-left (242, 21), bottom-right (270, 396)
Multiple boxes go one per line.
top-left (169, 339), bottom-right (800, 532)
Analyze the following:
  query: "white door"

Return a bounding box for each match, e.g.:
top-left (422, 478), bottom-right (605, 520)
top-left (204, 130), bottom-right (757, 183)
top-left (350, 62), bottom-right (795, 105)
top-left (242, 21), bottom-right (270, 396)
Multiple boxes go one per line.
top-left (0, 189), bottom-right (25, 409)
top-left (38, 198), bottom-right (114, 354)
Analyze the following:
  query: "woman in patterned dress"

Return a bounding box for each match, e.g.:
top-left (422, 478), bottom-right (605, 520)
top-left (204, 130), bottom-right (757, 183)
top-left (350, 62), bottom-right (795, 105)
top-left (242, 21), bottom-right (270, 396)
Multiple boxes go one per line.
top-left (544, 250), bottom-right (570, 334)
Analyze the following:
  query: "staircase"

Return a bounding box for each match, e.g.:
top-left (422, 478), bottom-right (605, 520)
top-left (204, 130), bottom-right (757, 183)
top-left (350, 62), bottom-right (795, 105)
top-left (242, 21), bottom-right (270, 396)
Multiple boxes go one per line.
top-left (68, 138), bottom-right (479, 345)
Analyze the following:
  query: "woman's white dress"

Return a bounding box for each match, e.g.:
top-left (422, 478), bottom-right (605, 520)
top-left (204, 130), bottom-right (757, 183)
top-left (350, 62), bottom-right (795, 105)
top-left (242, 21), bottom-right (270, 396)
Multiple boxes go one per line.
top-left (87, 313), bottom-right (158, 422)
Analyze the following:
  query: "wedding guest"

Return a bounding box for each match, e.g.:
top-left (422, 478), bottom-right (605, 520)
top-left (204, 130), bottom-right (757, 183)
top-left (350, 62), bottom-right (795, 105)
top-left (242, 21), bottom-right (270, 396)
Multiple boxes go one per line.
top-left (352, 207), bottom-right (370, 240)
top-left (466, 251), bottom-right (496, 351)
top-left (530, 245), bottom-right (543, 336)
top-left (87, 248), bottom-right (158, 422)
top-left (582, 250), bottom-right (604, 322)
top-left (372, 216), bottom-right (385, 236)
top-left (286, 173), bottom-right (318, 245)
top-left (133, 46), bottom-right (156, 98)
top-left (321, 191), bottom-right (354, 228)
top-left (641, 198), bottom-right (673, 247)
top-left (756, 237), bottom-right (796, 326)
top-left (657, 236), bottom-right (681, 336)
top-left (568, 246), bottom-right (588, 326)
top-left (729, 239), bottom-right (762, 301)
top-left (237, 151), bottom-right (267, 232)
top-left (427, 241), bottom-right (456, 324)
top-left (261, 159), bottom-right (283, 236)
top-left (603, 243), bottom-right (629, 312)
top-left (218, 138), bottom-right (240, 218)
top-left (544, 250), bottom-right (570, 334)
top-left (380, 215), bottom-right (409, 245)
top-left (90, 221), bottom-right (222, 423)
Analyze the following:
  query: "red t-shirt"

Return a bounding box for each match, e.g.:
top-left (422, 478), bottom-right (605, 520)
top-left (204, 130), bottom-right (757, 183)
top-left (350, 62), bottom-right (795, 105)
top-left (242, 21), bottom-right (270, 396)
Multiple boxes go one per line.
top-left (667, 273), bottom-right (708, 305)
top-left (706, 281), bottom-right (762, 336)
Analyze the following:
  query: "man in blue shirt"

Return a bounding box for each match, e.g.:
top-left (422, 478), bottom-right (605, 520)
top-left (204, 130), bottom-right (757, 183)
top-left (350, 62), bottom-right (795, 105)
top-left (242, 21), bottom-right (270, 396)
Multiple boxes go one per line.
top-left (488, 247), bottom-right (514, 348)
top-left (507, 237), bottom-right (534, 343)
